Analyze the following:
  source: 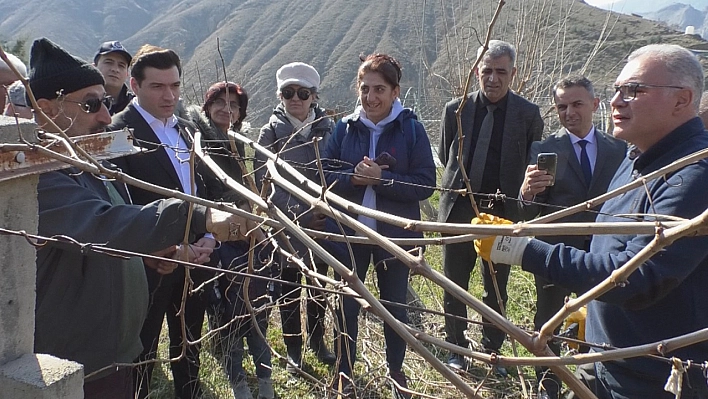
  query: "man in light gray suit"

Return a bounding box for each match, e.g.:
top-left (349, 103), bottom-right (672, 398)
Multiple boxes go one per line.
top-left (519, 76), bottom-right (626, 399)
top-left (438, 40), bottom-right (543, 372)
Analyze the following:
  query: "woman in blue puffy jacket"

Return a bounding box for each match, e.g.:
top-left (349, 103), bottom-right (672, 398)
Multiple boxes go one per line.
top-left (322, 53), bottom-right (435, 398)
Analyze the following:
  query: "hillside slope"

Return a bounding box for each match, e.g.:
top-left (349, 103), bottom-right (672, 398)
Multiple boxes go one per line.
top-left (0, 0), bottom-right (705, 133)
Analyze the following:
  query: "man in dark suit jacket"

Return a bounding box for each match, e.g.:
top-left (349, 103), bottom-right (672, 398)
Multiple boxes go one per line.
top-left (518, 76), bottom-right (626, 399)
top-left (438, 40), bottom-right (544, 372)
top-left (108, 45), bottom-right (219, 399)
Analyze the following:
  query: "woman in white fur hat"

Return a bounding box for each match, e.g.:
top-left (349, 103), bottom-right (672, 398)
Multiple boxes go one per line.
top-left (253, 62), bottom-right (336, 376)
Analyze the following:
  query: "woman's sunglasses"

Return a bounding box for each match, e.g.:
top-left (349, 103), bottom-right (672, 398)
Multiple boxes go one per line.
top-left (63, 95), bottom-right (114, 113)
top-left (281, 87), bottom-right (312, 101)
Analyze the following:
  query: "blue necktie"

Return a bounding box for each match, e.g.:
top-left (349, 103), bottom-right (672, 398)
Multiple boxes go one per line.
top-left (578, 140), bottom-right (592, 186)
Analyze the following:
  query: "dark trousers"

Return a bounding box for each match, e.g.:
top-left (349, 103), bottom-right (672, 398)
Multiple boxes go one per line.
top-left (225, 311), bottom-right (271, 383)
top-left (334, 244), bottom-right (409, 375)
top-left (279, 261), bottom-right (329, 349)
top-left (134, 266), bottom-right (210, 399)
top-left (533, 276), bottom-right (571, 398)
top-left (216, 241), bottom-right (273, 383)
top-left (443, 197), bottom-right (510, 352)
top-left (220, 273), bottom-right (271, 384)
top-left (84, 367), bottom-right (133, 399)
top-left (568, 362), bottom-right (708, 399)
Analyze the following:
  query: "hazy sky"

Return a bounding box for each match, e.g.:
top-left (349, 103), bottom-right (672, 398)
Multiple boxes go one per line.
top-left (583, 0), bottom-right (708, 8)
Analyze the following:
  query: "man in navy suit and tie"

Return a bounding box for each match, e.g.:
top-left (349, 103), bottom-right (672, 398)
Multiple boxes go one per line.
top-left (518, 76), bottom-right (626, 399)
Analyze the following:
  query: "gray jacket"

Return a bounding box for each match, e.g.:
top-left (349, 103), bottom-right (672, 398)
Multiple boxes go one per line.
top-left (254, 103), bottom-right (333, 227)
top-left (518, 128), bottom-right (626, 248)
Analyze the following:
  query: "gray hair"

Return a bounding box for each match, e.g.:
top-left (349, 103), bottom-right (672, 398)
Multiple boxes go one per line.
top-left (0, 53), bottom-right (27, 79)
top-left (628, 44), bottom-right (703, 110)
top-left (699, 90), bottom-right (708, 126)
top-left (552, 75), bottom-right (595, 100)
top-left (477, 40), bottom-right (516, 67)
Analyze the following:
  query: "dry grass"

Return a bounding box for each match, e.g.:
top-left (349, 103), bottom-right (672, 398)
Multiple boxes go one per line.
top-left (145, 266), bottom-right (543, 398)
top-left (144, 185), bottom-right (553, 398)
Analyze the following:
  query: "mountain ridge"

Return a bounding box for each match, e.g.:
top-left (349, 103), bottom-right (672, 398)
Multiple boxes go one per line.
top-left (646, 3), bottom-right (708, 38)
top-left (1, 0), bottom-right (705, 133)
top-left (588, 0), bottom-right (708, 14)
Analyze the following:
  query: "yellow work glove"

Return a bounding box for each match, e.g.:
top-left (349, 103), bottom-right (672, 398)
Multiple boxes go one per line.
top-left (564, 306), bottom-right (587, 350)
top-left (472, 213), bottom-right (530, 265)
top-left (472, 213), bottom-right (513, 261)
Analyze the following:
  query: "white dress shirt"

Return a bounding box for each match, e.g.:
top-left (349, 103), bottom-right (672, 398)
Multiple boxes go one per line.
top-left (567, 125), bottom-right (597, 174)
top-left (132, 98), bottom-right (194, 195)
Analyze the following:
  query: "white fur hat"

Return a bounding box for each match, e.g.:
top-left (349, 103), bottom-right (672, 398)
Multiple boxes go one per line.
top-left (276, 62), bottom-right (320, 91)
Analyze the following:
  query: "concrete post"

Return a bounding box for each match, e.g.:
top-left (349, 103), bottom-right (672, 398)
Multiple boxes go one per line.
top-left (0, 116), bottom-right (83, 399)
top-left (0, 354), bottom-right (83, 398)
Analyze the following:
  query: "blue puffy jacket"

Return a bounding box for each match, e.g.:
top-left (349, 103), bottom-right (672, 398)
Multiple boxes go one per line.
top-left (322, 108), bottom-right (435, 239)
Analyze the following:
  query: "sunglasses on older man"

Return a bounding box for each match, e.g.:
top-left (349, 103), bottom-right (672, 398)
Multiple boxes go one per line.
top-left (63, 95), bottom-right (114, 113)
top-left (281, 87), bottom-right (312, 101)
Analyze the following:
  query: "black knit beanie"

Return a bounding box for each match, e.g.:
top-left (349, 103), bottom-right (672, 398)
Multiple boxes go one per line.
top-left (28, 38), bottom-right (105, 100)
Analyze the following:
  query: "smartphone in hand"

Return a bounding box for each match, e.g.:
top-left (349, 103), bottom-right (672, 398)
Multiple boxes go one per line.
top-left (537, 152), bottom-right (557, 186)
top-left (374, 151), bottom-right (397, 168)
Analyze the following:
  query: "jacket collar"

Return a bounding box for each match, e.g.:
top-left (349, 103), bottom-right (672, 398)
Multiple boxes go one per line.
top-left (270, 103), bottom-right (330, 140)
top-left (634, 117), bottom-right (705, 173)
top-left (478, 91), bottom-right (509, 111)
top-left (343, 105), bottom-right (415, 128)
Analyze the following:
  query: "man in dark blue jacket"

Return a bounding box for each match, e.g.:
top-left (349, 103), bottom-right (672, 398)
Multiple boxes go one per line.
top-left (477, 44), bottom-right (708, 398)
top-left (93, 41), bottom-right (134, 115)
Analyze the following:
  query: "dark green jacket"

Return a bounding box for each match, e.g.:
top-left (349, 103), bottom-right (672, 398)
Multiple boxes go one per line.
top-left (35, 167), bottom-right (208, 378)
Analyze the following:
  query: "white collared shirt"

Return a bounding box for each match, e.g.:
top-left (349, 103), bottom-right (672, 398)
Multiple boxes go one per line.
top-left (567, 126), bottom-right (597, 174)
top-left (132, 98), bottom-right (194, 195)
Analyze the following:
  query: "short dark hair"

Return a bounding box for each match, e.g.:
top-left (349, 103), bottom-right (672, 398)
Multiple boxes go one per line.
top-left (357, 53), bottom-right (402, 89)
top-left (552, 75), bottom-right (595, 100)
top-left (203, 81), bottom-right (249, 131)
top-left (130, 44), bottom-right (181, 84)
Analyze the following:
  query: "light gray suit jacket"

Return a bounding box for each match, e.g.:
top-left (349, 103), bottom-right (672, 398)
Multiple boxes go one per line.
top-left (438, 91), bottom-right (544, 223)
top-left (518, 127), bottom-right (627, 247)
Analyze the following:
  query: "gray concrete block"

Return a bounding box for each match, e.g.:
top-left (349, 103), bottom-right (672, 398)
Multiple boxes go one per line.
top-left (0, 115), bottom-right (38, 144)
top-left (0, 175), bottom-right (39, 365)
top-left (0, 109), bottom-right (84, 399)
top-left (0, 353), bottom-right (83, 399)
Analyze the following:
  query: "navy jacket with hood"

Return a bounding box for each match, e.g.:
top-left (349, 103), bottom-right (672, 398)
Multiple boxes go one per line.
top-left (322, 108), bottom-right (435, 240)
